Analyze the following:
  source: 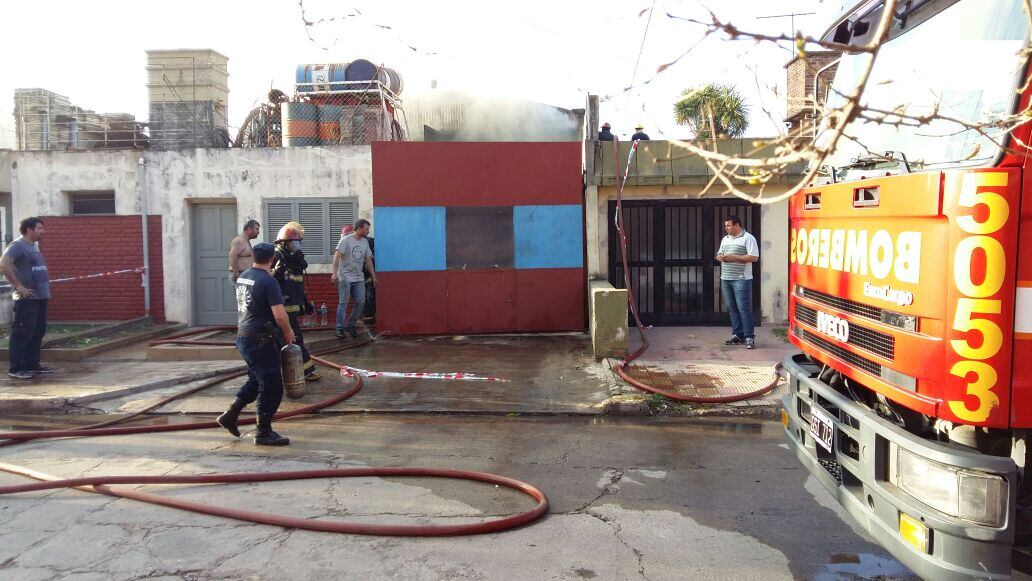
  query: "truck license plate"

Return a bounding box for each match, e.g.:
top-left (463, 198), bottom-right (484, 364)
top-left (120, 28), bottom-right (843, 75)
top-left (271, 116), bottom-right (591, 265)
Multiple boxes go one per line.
top-left (810, 407), bottom-right (834, 453)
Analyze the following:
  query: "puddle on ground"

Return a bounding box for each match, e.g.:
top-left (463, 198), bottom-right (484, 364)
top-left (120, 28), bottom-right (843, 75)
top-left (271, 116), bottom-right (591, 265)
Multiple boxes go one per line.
top-left (815, 553), bottom-right (912, 580)
top-left (622, 366), bottom-right (721, 394)
top-left (0, 413), bottom-right (208, 433)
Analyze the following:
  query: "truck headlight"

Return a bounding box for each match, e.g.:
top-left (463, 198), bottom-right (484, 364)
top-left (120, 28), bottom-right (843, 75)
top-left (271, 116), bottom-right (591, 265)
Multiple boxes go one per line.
top-left (895, 447), bottom-right (1007, 527)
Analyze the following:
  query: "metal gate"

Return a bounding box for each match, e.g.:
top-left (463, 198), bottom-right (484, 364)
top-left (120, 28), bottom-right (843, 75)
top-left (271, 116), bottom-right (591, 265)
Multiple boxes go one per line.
top-left (192, 202), bottom-right (238, 325)
top-left (608, 199), bottom-right (761, 326)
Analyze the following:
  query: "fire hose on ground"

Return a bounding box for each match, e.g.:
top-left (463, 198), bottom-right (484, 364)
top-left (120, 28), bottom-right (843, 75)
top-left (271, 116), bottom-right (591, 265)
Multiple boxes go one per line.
top-left (0, 339), bottom-right (549, 536)
top-left (611, 139), bottom-right (783, 402)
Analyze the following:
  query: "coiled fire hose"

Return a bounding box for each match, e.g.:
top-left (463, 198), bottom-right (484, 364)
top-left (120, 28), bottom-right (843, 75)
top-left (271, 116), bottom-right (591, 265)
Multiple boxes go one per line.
top-left (0, 339), bottom-right (548, 536)
top-left (611, 138), bottom-right (782, 402)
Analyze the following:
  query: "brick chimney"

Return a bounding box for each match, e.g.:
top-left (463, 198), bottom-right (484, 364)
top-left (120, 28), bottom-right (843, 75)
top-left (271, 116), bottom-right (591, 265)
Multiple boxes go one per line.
top-left (784, 51), bottom-right (841, 138)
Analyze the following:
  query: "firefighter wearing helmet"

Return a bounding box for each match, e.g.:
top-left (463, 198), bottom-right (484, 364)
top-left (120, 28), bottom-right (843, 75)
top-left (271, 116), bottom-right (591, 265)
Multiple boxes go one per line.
top-left (271, 221), bottom-right (320, 381)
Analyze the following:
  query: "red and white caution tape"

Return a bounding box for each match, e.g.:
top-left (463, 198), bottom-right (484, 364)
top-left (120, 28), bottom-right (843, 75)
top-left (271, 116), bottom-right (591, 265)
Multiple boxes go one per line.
top-left (49, 267), bottom-right (145, 284)
top-left (2, 267), bottom-right (145, 290)
top-left (338, 365), bottom-right (509, 382)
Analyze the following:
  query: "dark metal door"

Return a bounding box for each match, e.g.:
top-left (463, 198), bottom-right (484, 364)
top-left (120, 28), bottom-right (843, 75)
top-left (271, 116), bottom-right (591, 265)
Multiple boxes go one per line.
top-left (608, 199), bottom-right (760, 326)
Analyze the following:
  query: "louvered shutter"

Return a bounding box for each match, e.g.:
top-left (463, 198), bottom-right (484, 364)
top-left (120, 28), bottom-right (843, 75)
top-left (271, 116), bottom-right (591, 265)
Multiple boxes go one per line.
top-left (298, 202), bottom-right (326, 261)
top-left (264, 201), bottom-right (294, 245)
top-left (329, 200), bottom-right (357, 249)
top-left (263, 198), bottom-right (358, 264)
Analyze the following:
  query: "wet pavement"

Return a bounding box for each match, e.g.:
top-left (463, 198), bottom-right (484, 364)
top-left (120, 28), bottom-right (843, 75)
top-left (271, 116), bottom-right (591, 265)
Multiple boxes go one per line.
top-left (0, 361), bottom-right (240, 414)
top-left (611, 326), bottom-right (796, 411)
top-left (101, 334), bottom-right (618, 416)
top-left (0, 414), bottom-right (918, 580)
top-left (0, 327), bottom-right (795, 418)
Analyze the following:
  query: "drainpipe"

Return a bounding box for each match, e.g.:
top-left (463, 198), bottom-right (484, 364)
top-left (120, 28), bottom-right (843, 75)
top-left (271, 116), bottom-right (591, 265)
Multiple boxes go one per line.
top-left (138, 156), bottom-right (152, 318)
top-left (8, 161), bottom-right (17, 249)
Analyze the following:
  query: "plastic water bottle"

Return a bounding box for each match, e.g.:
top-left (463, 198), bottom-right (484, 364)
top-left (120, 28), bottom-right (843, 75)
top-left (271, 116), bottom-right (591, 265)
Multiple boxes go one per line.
top-left (319, 302), bottom-right (328, 327)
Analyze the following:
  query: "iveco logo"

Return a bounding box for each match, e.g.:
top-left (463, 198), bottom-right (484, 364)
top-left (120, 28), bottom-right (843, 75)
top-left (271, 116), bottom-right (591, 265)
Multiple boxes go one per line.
top-left (816, 311), bottom-right (850, 343)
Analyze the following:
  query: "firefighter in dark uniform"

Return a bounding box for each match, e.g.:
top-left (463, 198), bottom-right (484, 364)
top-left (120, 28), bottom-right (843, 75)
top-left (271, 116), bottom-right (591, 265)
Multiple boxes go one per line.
top-left (217, 243), bottom-right (295, 446)
top-left (271, 221), bottom-right (321, 382)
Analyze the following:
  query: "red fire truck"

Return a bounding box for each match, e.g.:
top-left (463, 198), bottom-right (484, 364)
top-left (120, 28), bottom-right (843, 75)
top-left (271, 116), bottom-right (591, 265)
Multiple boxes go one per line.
top-left (780, 0), bottom-right (1032, 578)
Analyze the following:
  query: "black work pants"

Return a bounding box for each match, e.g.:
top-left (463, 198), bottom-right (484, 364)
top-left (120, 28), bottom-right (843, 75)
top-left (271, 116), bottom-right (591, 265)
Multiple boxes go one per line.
top-left (287, 313), bottom-right (315, 376)
top-left (9, 299), bottom-right (47, 373)
top-left (234, 335), bottom-right (283, 417)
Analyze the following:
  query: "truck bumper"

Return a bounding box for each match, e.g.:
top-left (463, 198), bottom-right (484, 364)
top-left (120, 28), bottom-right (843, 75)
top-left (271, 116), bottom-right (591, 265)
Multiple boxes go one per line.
top-left (780, 354), bottom-right (1017, 580)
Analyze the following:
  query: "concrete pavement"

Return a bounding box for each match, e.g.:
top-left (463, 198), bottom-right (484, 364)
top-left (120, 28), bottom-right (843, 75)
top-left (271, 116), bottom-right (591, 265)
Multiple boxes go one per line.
top-left (0, 327), bottom-right (794, 417)
top-left (0, 361), bottom-right (241, 414)
top-left (0, 414), bottom-right (916, 580)
top-left (608, 326), bottom-right (796, 414)
top-left (0, 327), bottom-right (928, 579)
top-left (94, 333), bottom-right (620, 416)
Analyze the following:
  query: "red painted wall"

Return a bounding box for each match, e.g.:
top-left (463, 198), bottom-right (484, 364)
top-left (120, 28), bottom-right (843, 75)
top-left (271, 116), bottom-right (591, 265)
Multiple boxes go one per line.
top-left (372, 142), bottom-right (583, 206)
top-left (38, 216), bottom-right (165, 322)
top-left (372, 141), bottom-right (586, 335)
top-left (378, 269), bottom-right (585, 335)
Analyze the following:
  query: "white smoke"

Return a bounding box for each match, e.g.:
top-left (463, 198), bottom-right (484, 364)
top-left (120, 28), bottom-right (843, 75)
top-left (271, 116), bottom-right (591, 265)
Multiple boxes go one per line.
top-left (405, 91), bottom-right (581, 142)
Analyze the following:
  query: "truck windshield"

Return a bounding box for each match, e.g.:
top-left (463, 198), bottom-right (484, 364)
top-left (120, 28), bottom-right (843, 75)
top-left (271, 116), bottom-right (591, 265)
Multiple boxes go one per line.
top-left (821, 0), bottom-right (1029, 173)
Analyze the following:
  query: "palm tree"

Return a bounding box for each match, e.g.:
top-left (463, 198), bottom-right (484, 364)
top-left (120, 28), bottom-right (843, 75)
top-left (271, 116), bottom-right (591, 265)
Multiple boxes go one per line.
top-left (673, 84), bottom-right (749, 139)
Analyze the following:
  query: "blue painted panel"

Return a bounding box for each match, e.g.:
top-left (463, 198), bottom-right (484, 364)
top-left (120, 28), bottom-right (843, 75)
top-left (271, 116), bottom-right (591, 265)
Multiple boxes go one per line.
top-left (374, 206), bottom-right (447, 271)
top-left (513, 205), bottom-right (584, 269)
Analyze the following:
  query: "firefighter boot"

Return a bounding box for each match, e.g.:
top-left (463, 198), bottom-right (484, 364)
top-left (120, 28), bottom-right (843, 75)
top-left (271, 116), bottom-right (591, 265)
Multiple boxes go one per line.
top-left (255, 415), bottom-right (290, 446)
top-left (216, 397), bottom-right (247, 437)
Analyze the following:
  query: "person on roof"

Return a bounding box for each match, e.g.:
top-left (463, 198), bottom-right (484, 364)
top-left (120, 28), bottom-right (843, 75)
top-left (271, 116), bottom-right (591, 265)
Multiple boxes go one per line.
top-left (631, 124), bottom-right (650, 141)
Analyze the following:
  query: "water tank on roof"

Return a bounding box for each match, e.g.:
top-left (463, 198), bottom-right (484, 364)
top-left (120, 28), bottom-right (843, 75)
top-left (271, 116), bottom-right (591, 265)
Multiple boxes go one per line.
top-left (296, 63), bottom-right (348, 92)
top-left (344, 59), bottom-right (378, 83)
top-left (377, 67), bottom-right (404, 95)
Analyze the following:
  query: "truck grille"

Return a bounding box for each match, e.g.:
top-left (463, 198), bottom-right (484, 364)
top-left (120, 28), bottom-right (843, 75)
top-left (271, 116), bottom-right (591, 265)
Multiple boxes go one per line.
top-left (818, 459), bottom-right (844, 484)
top-left (799, 329), bottom-right (883, 376)
top-left (795, 304), bottom-right (895, 360)
top-left (797, 286), bottom-right (882, 322)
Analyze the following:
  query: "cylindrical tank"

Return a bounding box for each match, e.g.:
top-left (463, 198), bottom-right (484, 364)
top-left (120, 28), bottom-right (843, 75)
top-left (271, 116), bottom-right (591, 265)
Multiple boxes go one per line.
top-left (282, 343), bottom-right (306, 400)
top-left (376, 67), bottom-right (404, 95)
top-left (295, 63), bottom-right (349, 92)
top-left (282, 102), bottom-right (320, 147)
top-left (344, 59), bottom-right (378, 83)
top-left (319, 104), bottom-right (342, 145)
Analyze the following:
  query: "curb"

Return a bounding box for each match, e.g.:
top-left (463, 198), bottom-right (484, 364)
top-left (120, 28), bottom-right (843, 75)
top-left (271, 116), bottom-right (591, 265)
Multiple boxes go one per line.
top-left (0, 323), bottom-right (186, 362)
top-left (0, 365), bottom-right (240, 414)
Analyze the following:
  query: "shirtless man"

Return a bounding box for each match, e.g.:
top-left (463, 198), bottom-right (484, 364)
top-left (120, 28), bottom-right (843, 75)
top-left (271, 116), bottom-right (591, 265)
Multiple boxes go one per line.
top-left (229, 219), bottom-right (260, 283)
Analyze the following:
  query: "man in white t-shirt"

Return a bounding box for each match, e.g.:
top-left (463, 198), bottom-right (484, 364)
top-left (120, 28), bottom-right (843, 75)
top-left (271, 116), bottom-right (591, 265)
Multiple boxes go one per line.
top-left (716, 215), bottom-right (759, 349)
top-left (331, 219), bottom-right (377, 339)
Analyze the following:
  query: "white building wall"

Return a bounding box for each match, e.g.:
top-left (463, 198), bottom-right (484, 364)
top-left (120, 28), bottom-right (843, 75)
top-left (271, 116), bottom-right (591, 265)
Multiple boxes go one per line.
top-left (10, 146), bottom-right (373, 324)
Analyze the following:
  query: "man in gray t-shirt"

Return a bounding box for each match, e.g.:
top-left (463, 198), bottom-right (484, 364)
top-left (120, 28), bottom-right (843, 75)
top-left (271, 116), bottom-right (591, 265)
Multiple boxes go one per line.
top-left (0, 217), bottom-right (55, 378)
top-left (716, 215), bottom-right (759, 349)
top-left (331, 219), bottom-right (377, 338)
